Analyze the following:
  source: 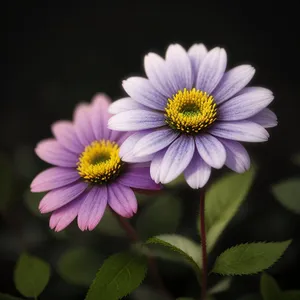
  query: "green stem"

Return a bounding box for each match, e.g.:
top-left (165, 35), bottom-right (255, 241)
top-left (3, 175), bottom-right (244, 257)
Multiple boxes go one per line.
top-left (200, 188), bottom-right (207, 300)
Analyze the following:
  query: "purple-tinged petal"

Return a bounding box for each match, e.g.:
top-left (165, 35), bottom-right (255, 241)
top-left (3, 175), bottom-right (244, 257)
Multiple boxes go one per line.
top-left (247, 108), bottom-right (277, 128)
top-left (184, 152), bottom-right (211, 189)
top-left (188, 43), bottom-right (208, 82)
top-left (90, 93), bottom-right (111, 140)
top-left (150, 149), bottom-right (167, 184)
top-left (118, 167), bottom-right (161, 190)
top-left (165, 44), bottom-right (193, 91)
top-left (218, 87), bottom-right (274, 121)
top-left (159, 135), bottom-right (195, 184)
top-left (108, 183), bottom-right (137, 218)
top-left (35, 139), bottom-right (78, 167)
top-left (109, 97), bottom-right (148, 114)
top-left (77, 186), bottom-right (107, 231)
top-left (31, 167), bottom-right (80, 192)
top-left (119, 131), bottom-right (154, 162)
top-left (195, 134), bottom-right (226, 169)
top-left (213, 65), bottom-right (255, 104)
top-left (109, 131), bottom-right (130, 146)
top-left (133, 128), bottom-right (179, 157)
top-left (51, 121), bottom-right (84, 154)
top-left (144, 53), bottom-right (176, 97)
top-left (210, 120), bottom-right (269, 142)
top-left (123, 77), bottom-right (167, 111)
top-left (108, 109), bottom-right (165, 131)
top-left (39, 181), bottom-right (87, 213)
top-left (73, 103), bottom-right (96, 146)
top-left (196, 47), bottom-right (227, 94)
top-left (219, 138), bottom-right (250, 173)
top-left (49, 196), bottom-right (82, 232)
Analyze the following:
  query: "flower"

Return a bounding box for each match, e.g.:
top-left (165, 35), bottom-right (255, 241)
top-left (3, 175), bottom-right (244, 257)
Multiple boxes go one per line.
top-left (31, 94), bottom-right (161, 231)
top-left (108, 43), bottom-right (277, 188)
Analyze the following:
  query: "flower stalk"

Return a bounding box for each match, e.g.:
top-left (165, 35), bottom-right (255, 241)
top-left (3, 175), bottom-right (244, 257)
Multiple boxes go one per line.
top-left (200, 188), bottom-right (208, 300)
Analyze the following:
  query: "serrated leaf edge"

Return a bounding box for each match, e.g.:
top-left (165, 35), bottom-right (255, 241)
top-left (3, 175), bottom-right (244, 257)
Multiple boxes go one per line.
top-left (212, 240), bottom-right (292, 276)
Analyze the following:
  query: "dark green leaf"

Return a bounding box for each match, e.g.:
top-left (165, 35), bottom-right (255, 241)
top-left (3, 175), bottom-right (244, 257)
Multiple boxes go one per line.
top-left (0, 153), bottom-right (13, 213)
top-left (260, 273), bottom-right (281, 300)
top-left (57, 247), bottom-right (103, 286)
top-left (202, 167), bottom-right (255, 251)
top-left (24, 189), bottom-right (46, 218)
top-left (96, 209), bottom-right (126, 237)
top-left (271, 178), bottom-right (300, 214)
top-left (137, 195), bottom-right (181, 240)
top-left (0, 293), bottom-right (25, 300)
top-left (146, 235), bottom-right (201, 278)
top-left (85, 252), bottom-right (147, 300)
top-left (14, 253), bottom-right (51, 298)
top-left (212, 240), bottom-right (291, 275)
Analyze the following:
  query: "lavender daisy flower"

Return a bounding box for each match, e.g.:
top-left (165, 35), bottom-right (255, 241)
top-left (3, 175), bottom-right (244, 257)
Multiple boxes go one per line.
top-left (30, 94), bottom-right (160, 231)
top-left (108, 43), bottom-right (277, 188)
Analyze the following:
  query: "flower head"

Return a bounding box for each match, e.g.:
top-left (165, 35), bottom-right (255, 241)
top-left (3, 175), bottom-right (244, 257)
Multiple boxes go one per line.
top-left (31, 94), bottom-right (161, 231)
top-left (108, 44), bottom-right (277, 188)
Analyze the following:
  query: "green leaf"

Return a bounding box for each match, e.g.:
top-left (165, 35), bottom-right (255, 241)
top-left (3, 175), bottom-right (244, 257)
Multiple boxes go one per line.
top-left (57, 247), bottom-right (103, 286)
top-left (0, 293), bottom-right (25, 300)
top-left (208, 277), bottom-right (232, 295)
top-left (146, 234), bottom-right (202, 277)
top-left (0, 153), bottom-right (13, 213)
top-left (85, 252), bottom-right (147, 300)
top-left (282, 290), bottom-right (300, 300)
top-left (271, 178), bottom-right (300, 214)
top-left (203, 167), bottom-right (255, 251)
top-left (137, 195), bottom-right (181, 240)
top-left (260, 273), bottom-right (281, 300)
top-left (24, 189), bottom-right (46, 218)
top-left (14, 253), bottom-right (51, 298)
top-left (96, 209), bottom-right (126, 237)
top-left (212, 240), bottom-right (291, 275)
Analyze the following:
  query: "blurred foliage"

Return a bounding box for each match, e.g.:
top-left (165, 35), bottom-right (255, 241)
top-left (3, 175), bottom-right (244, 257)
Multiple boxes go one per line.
top-left (0, 293), bottom-right (24, 300)
top-left (260, 273), bottom-right (300, 300)
top-left (136, 194), bottom-right (181, 240)
top-left (14, 253), bottom-right (50, 298)
top-left (96, 209), bottom-right (126, 237)
top-left (271, 178), bottom-right (300, 214)
top-left (56, 247), bottom-right (103, 286)
top-left (24, 189), bottom-right (46, 218)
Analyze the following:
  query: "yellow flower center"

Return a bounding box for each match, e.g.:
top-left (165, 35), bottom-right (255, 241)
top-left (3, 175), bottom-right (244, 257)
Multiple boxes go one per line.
top-left (77, 140), bottom-right (123, 184)
top-left (165, 88), bottom-right (217, 134)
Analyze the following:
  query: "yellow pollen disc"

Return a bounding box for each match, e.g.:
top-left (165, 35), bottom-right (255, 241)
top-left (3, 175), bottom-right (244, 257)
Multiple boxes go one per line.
top-left (77, 140), bottom-right (123, 184)
top-left (164, 88), bottom-right (217, 134)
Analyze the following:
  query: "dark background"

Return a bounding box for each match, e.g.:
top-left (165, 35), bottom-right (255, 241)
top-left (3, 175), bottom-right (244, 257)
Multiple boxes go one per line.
top-left (2, 1), bottom-right (300, 299)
